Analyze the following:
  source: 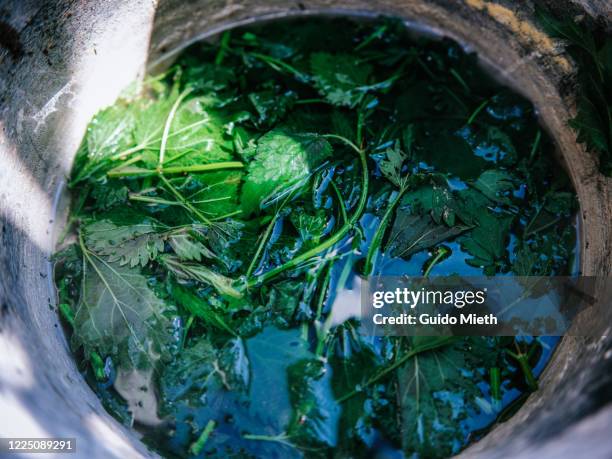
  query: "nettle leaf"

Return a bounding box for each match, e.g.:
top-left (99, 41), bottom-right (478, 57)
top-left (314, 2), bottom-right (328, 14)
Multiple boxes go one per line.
top-left (452, 188), bottom-right (492, 227)
top-left (512, 244), bottom-right (548, 276)
top-left (290, 209), bottom-right (327, 246)
top-left (569, 94), bottom-right (609, 153)
top-left (310, 52), bottom-right (372, 107)
top-left (187, 171), bottom-right (242, 220)
top-left (74, 253), bottom-right (171, 369)
top-left (398, 337), bottom-right (497, 457)
top-left (460, 211), bottom-right (513, 274)
top-left (475, 126), bottom-right (518, 165)
top-left (168, 231), bottom-right (216, 262)
top-left (387, 211), bottom-right (471, 259)
top-left (170, 281), bottom-right (234, 334)
top-left (470, 169), bottom-right (516, 205)
top-left (287, 359), bottom-right (341, 448)
top-left (84, 218), bottom-right (165, 268)
top-left (248, 88), bottom-right (298, 127)
top-left (244, 327), bottom-right (312, 434)
top-left (379, 141), bottom-right (409, 187)
top-left (131, 83), bottom-right (180, 151)
top-left (241, 130), bottom-right (332, 216)
top-left (82, 104), bottom-right (136, 160)
top-left (162, 255), bottom-right (242, 298)
top-left (163, 97), bottom-right (235, 163)
top-left (71, 104), bottom-right (136, 184)
top-left (159, 337), bottom-right (249, 406)
top-left (90, 183), bottom-right (128, 211)
top-left (420, 131), bottom-right (487, 180)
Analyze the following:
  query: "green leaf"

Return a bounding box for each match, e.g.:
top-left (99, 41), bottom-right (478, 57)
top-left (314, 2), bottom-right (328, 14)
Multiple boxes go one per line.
top-left (398, 337), bottom-right (497, 457)
top-left (244, 327), bottom-right (312, 433)
top-left (168, 231), bottom-right (216, 262)
top-left (290, 209), bottom-right (327, 247)
top-left (387, 211), bottom-right (471, 258)
top-left (74, 252), bottom-right (171, 369)
top-left (248, 88), bottom-right (297, 127)
top-left (310, 52), bottom-right (372, 107)
top-left (161, 97), bottom-right (235, 164)
top-left (170, 281), bottom-right (235, 335)
top-left (160, 337), bottom-right (248, 406)
top-left (83, 217), bottom-right (165, 268)
top-left (241, 130), bottom-right (332, 216)
top-left (379, 140), bottom-right (408, 187)
top-left (470, 169), bottom-right (516, 205)
top-left (419, 131), bottom-right (487, 180)
top-left (287, 359), bottom-right (341, 448)
top-left (162, 255), bottom-right (242, 298)
top-left (460, 211), bottom-right (513, 273)
top-left (70, 104), bottom-right (136, 184)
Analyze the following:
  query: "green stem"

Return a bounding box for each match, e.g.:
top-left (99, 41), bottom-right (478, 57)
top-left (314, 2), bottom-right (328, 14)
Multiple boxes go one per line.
top-left (90, 351), bottom-right (106, 381)
top-left (467, 99), bottom-right (489, 125)
top-left (337, 336), bottom-right (457, 403)
top-left (159, 88), bottom-right (193, 165)
top-left (363, 184), bottom-right (409, 276)
top-left (423, 245), bottom-right (451, 277)
top-left (108, 161), bottom-right (244, 178)
top-left (246, 215), bottom-right (279, 279)
top-left (244, 135), bottom-right (368, 289)
top-left (529, 129), bottom-right (541, 163)
top-left (215, 31), bottom-right (231, 65)
top-left (189, 420), bottom-right (216, 456)
top-left (59, 303), bottom-right (75, 327)
top-left (330, 180), bottom-right (348, 224)
top-left (490, 366), bottom-right (501, 401)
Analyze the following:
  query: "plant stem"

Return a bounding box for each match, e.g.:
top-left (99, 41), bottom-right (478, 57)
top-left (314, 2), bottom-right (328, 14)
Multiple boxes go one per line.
top-left (159, 88), bottom-right (193, 166)
top-left (215, 31), bottom-right (231, 65)
top-left (529, 129), bottom-right (541, 163)
top-left (189, 420), bottom-right (216, 456)
top-left (108, 161), bottom-right (244, 178)
top-left (423, 245), bottom-right (451, 277)
top-left (363, 184), bottom-right (409, 276)
top-left (490, 367), bottom-right (501, 402)
top-left (467, 99), bottom-right (489, 125)
top-left (330, 180), bottom-right (348, 224)
top-left (59, 303), bottom-right (75, 327)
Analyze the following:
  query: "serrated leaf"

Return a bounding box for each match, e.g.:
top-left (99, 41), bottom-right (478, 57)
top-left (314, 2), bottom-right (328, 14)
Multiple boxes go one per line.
top-left (162, 255), bottom-right (242, 298)
top-left (241, 130), bottom-right (332, 216)
top-left (470, 169), bottom-right (516, 205)
top-left (398, 337), bottom-right (497, 457)
top-left (310, 52), bottom-right (372, 107)
top-left (379, 141), bottom-right (408, 187)
top-left (84, 218), bottom-right (165, 268)
top-left (387, 211), bottom-right (471, 258)
top-left (168, 232), bottom-right (215, 262)
top-left (460, 211), bottom-right (513, 273)
top-left (74, 253), bottom-right (171, 369)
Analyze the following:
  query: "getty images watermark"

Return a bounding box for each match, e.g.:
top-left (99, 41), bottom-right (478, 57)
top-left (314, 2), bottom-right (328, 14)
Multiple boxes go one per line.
top-left (361, 276), bottom-right (610, 336)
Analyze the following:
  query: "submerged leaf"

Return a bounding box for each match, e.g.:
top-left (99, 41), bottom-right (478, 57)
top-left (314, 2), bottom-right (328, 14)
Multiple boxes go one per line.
top-left (241, 130), bottom-right (332, 216)
top-left (84, 218), bottom-right (165, 268)
top-left (388, 211), bottom-right (471, 258)
top-left (470, 169), bottom-right (516, 205)
top-left (310, 52), bottom-right (372, 107)
top-left (74, 253), bottom-right (171, 369)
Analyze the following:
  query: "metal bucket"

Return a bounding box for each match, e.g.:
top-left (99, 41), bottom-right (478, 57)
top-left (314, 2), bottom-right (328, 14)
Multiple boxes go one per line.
top-left (0, 1), bottom-right (610, 458)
